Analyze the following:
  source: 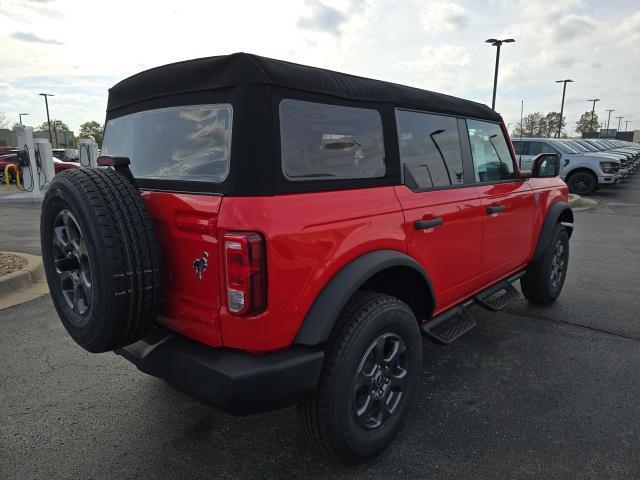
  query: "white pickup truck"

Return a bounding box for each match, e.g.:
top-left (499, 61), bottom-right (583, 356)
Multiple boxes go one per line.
top-left (512, 137), bottom-right (621, 195)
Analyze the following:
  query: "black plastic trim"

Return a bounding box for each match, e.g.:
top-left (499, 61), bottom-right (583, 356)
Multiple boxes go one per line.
top-left (531, 201), bottom-right (574, 262)
top-left (294, 249), bottom-right (435, 346)
top-left (115, 327), bottom-right (324, 416)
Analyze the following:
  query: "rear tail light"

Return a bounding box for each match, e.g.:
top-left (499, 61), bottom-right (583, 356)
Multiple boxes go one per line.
top-left (224, 232), bottom-right (266, 316)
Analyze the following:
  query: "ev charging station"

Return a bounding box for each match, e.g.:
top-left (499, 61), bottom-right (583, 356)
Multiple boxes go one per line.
top-left (79, 137), bottom-right (99, 168)
top-left (34, 138), bottom-right (55, 186)
top-left (14, 126), bottom-right (43, 201)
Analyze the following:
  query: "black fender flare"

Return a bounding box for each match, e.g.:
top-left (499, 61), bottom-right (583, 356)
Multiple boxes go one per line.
top-left (531, 201), bottom-right (573, 262)
top-left (294, 249), bottom-right (435, 346)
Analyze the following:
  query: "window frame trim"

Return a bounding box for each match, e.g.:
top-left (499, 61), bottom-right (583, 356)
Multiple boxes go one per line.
top-left (462, 117), bottom-right (523, 186)
top-left (394, 108), bottom-right (474, 193)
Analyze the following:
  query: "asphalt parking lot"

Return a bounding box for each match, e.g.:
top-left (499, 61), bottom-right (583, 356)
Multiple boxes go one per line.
top-left (1, 180), bottom-right (639, 479)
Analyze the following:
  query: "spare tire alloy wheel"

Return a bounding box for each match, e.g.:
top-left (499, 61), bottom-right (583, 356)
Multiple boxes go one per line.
top-left (51, 209), bottom-right (92, 318)
top-left (41, 168), bottom-right (161, 353)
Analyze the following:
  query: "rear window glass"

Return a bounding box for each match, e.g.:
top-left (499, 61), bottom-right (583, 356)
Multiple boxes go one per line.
top-left (279, 99), bottom-right (385, 181)
top-left (102, 104), bottom-right (232, 182)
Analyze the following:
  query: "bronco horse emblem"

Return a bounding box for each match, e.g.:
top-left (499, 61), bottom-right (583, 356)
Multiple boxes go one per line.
top-left (193, 252), bottom-right (208, 280)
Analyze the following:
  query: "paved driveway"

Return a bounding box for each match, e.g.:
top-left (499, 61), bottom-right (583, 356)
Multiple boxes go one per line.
top-left (1, 178), bottom-right (639, 479)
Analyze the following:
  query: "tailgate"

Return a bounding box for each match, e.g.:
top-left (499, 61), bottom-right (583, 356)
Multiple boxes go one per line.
top-left (141, 191), bottom-right (223, 347)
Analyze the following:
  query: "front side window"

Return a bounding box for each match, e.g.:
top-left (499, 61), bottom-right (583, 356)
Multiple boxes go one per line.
top-left (528, 142), bottom-right (559, 156)
top-left (102, 104), bottom-right (233, 182)
top-left (396, 110), bottom-right (464, 189)
top-left (467, 119), bottom-right (516, 182)
top-left (279, 99), bottom-right (385, 180)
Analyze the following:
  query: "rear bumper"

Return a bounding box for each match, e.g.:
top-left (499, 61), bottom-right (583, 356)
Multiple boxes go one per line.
top-left (115, 327), bottom-right (324, 415)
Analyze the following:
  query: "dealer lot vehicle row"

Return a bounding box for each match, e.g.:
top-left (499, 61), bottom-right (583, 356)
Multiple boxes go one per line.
top-left (513, 138), bottom-right (640, 195)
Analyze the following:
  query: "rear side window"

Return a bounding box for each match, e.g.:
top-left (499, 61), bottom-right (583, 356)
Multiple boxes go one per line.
top-left (396, 109), bottom-right (464, 189)
top-left (279, 99), bottom-right (385, 180)
top-left (466, 119), bottom-right (516, 182)
top-left (529, 142), bottom-right (559, 156)
top-left (102, 104), bottom-right (232, 182)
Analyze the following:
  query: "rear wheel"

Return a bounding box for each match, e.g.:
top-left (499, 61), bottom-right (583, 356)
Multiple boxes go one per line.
top-left (566, 170), bottom-right (597, 195)
top-left (521, 224), bottom-right (569, 305)
top-left (298, 292), bottom-right (422, 463)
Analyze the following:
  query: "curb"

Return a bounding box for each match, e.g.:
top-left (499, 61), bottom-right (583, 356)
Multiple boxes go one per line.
top-left (0, 251), bottom-right (45, 295)
top-left (568, 193), bottom-right (598, 212)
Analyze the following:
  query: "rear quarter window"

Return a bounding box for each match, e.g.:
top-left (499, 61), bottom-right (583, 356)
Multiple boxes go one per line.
top-left (279, 99), bottom-right (385, 181)
top-left (102, 104), bottom-right (232, 183)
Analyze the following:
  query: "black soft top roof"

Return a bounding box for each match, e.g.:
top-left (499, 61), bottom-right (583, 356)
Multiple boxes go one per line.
top-left (107, 52), bottom-right (500, 122)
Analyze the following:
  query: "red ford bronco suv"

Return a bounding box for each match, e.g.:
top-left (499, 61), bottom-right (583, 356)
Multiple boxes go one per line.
top-left (40, 53), bottom-right (573, 462)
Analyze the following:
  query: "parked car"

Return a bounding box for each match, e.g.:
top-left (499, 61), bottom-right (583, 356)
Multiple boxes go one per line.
top-left (562, 140), bottom-right (631, 177)
top-left (512, 137), bottom-right (620, 195)
top-left (52, 148), bottom-right (79, 162)
top-left (39, 53), bottom-right (573, 462)
top-left (52, 158), bottom-right (78, 173)
top-left (0, 154), bottom-right (77, 185)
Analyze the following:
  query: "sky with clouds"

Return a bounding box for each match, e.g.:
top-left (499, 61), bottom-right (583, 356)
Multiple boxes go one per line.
top-left (1, 0), bottom-right (639, 134)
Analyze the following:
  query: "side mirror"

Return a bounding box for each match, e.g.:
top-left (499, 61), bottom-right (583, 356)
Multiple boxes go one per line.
top-left (532, 153), bottom-right (560, 178)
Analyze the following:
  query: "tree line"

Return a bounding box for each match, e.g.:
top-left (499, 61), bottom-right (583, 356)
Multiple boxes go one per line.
top-left (512, 110), bottom-right (601, 137)
top-left (1, 114), bottom-right (104, 147)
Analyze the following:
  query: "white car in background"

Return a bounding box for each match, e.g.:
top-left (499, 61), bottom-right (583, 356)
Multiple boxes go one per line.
top-left (512, 137), bottom-right (620, 195)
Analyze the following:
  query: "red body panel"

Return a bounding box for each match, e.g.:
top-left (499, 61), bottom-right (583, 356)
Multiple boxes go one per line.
top-left (141, 191), bottom-right (224, 347)
top-left (473, 181), bottom-right (535, 285)
top-left (393, 185), bottom-right (484, 313)
top-left (140, 175), bottom-right (567, 352)
top-left (216, 187), bottom-right (406, 351)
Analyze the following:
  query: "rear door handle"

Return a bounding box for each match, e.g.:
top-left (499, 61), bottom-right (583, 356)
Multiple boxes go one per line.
top-left (486, 205), bottom-right (506, 215)
top-left (414, 217), bottom-right (443, 230)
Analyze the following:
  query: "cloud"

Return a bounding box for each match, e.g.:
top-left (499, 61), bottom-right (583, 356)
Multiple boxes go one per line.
top-left (551, 14), bottom-right (598, 42)
top-left (10, 31), bottom-right (63, 45)
top-left (393, 45), bottom-right (474, 93)
top-left (297, 0), bottom-right (349, 35)
top-left (419, 0), bottom-right (469, 34)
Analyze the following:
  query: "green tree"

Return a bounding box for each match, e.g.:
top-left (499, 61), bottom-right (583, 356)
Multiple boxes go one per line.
top-left (575, 111), bottom-right (599, 134)
top-left (513, 112), bottom-right (546, 137)
top-left (37, 119), bottom-right (71, 135)
top-left (543, 112), bottom-right (566, 137)
top-left (78, 121), bottom-right (104, 146)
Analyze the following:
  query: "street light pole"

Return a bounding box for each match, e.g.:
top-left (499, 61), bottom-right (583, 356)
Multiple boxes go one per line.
top-left (587, 99), bottom-right (600, 135)
top-left (18, 113), bottom-right (29, 126)
top-left (624, 120), bottom-right (631, 132)
top-left (555, 79), bottom-right (573, 138)
top-left (39, 93), bottom-right (55, 147)
top-left (604, 109), bottom-right (614, 137)
top-left (486, 38), bottom-right (515, 110)
top-left (616, 116), bottom-right (624, 133)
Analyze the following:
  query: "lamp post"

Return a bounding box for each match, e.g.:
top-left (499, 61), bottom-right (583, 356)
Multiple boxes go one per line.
top-left (616, 116), bottom-right (624, 132)
top-left (18, 113), bottom-right (29, 126)
top-left (587, 99), bottom-right (600, 135)
top-left (486, 38), bottom-right (515, 110)
top-left (39, 93), bottom-right (55, 147)
top-left (555, 79), bottom-right (573, 138)
top-left (604, 109), bottom-right (614, 137)
top-left (624, 120), bottom-right (631, 132)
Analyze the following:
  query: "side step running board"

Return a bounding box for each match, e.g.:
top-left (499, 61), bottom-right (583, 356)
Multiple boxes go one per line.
top-left (473, 273), bottom-right (524, 312)
top-left (421, 272), bottom-right (524, 344)
top-left (421, 301), bottom-right (476, 345)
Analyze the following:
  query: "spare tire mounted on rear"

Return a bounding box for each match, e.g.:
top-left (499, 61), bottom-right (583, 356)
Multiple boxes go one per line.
top-left (41, 168), bottom-right (161, 353)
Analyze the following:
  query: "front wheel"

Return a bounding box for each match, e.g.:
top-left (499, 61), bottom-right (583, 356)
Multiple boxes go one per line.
top-left (298, 292), bottom-right (423, 463)
top-left (566, 171), bottom-right (597, 195)
top-left (521, 224), bottom-right (570, 305)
